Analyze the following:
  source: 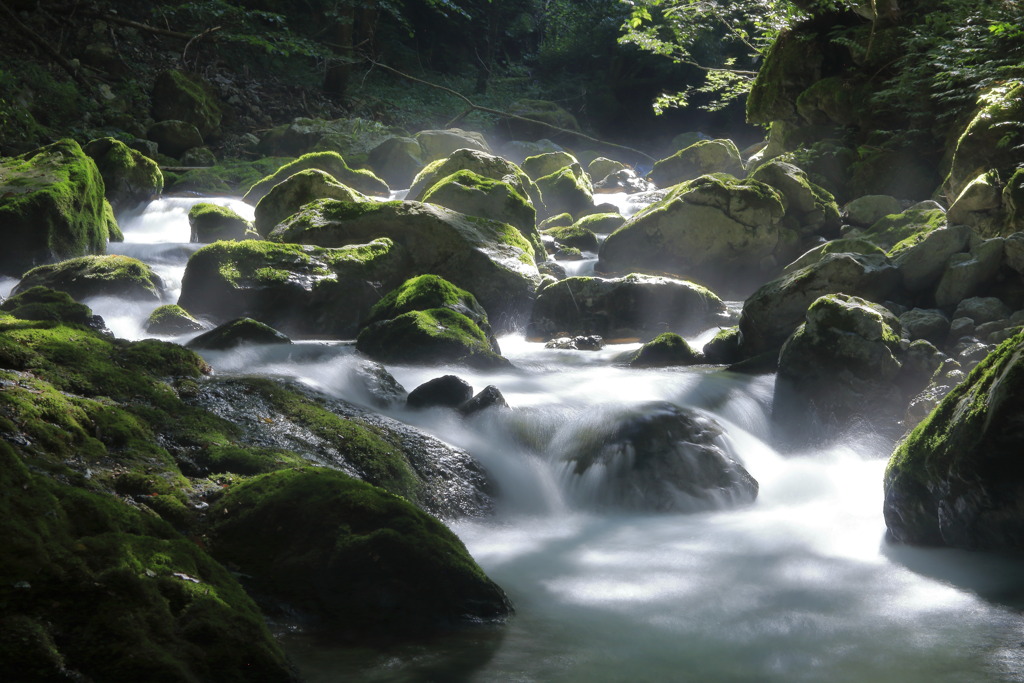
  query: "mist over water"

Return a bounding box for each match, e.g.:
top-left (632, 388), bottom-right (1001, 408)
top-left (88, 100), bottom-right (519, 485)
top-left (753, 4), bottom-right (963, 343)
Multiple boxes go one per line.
top-left (103, 198), bottom-right (1024, 681)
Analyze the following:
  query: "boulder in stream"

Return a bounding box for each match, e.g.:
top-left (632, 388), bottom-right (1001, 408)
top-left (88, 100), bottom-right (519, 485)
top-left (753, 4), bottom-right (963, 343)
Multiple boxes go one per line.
top-left (560, 401), bottom-right (758, 512)
top-left (251, 168), bottom-right (365, 237)
top-left (14, 254), bottom-right (164, 302)
top-left (186, 317), bottom-right (291, 350)
top-left (83, 137), bottom-right (164, 213)
top-left (648, 139), bottom-right (744, 187)
top-left (188, 202), bottom-right (253, 242)
top-left (884, 329), bottom-right (1024, 551)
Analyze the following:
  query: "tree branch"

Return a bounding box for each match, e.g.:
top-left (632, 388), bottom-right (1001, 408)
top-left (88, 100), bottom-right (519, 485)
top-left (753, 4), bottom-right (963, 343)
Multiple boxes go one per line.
top-left (366, 58), bottom-right (656, 163)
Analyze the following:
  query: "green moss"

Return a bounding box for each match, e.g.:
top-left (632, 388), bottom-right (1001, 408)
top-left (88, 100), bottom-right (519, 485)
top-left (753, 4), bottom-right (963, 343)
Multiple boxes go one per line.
top-left (83, 137), bottom-right (164, 209)
top-left (628, 332), bottom-right (701, 368)
top-left (542, 223), bottom-right (599, 252)
top-left (16, 254), bottom-right (163, 301)
top-left (245, 151), bottom-right (388, 203)
top-left (166, 157), bottom-right (292, 195)
top-left (862, 208), bottom-right (947, 252)
top-left (0, 139), bottom-right (115, 274)
top-left (357, 308), bottom-right (508, 369)
top-left (207, 467), bottom-right (510, 638)
top-left (0, 286), bottom-right (100, 327)
top-left (365, 274), bottom-right (489, 328)
top-left (145, 304), bottom-right (203, 335)
top-left (539, 212), bottom-right (574, 230)
top-left (195, 445), bottom-right (306, 476)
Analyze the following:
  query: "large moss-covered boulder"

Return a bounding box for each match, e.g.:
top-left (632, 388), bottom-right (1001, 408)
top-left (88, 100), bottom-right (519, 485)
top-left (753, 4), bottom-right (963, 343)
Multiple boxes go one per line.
top-left (648, 139), bottom-right (744, 188)
top-left (598, 174), bottom-right (788, 294)
top-left (367, 135), bottom-right (424, 188)
top-left (528, 273), bottom-right (726, 341)
top-left (252, 169), bottom-right (364, 237)
top-left (884, 329), bottom-right (1024, 550)
top-left (207, 467), bottom-right (511, 638)
top-left (144, 304), bottom-right (205, 335)
top-left (944, 81), bottom-right (1024, 201)
top-left (177, 238), bottom-right (409, 337)
top-left (626, 332), bottom-right (702, 368)
top-left (415, 128), bottom-right (491, 162)
top-left (856, 207), bottom-right (948, 252)
top-left (749, 160), bottom-right (840, 236)
top-left (269, 200), bottom-right (541, 330)
top-left (188, 202), bottom-right (253, 243)
top-left (243, 152), bottom-right (388, 204)
top-left (407, 148), bottom-right (543, 215)
top-left (746, 29), bottom-right (825, 125)
top-left (83, 137), bottom-right (163, 213)
top-left (421, 170), bottom-right (542, 258)
top-left (561, 402), bottom-right (758, 511)
top-left (521, 151), bottom-right (579, 182)
top-left (0, 286), bottom-right (106, 330)
top-left (773, 294), bottom-right (905, 445)
top-left (0, 139), bottom-right (118, 276)
top-left (0, 442), bottom-right (295, 683)
top-left (535, 163), bottom-right (596, 220)
top-left (738, 252), bottom-right (901, 358)
top-left (14, 255), bottom-right (164, 302)
top-left (357, 308), bottom-right (509, 369)
top-left (151, 69), bottom-right (222, 140)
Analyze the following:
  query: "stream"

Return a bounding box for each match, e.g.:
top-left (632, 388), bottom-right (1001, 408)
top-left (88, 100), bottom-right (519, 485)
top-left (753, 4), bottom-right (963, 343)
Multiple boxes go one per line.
top-left (52, 196), bottom-right (1024, 682)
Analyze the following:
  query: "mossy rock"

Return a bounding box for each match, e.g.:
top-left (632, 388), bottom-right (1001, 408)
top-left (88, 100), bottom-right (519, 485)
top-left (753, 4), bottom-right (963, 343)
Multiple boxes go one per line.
top-left (252, 169), bottom-right (366, 238)
top-left (144, 304), bottom-right (205, 335)
top-left (414, 128), bottom-right (491, 163)
top-left (597, 174), bottom-right (787, 294)
top-left (0, 139), bottom-right (118, 276)
top-left (0, 286), bottom-right (106, 330)
top-left (858, 207), bottom-right (947, 252)
top-left (422, 170), bottom-right (542, 257)
top-left (364, 274), bottom-right (491, 332)
top-left (539, 212), bottom-right (574, 230)
top-left (535, 163), bottom-right (595, 220)
top-left (783, 237), bottom-right (885, 273)
top-left (884, 329), bottom-right (1024, 550)
top-left (749, 160), bottom-right (840, 237)
top-left (14, 254), bottom-right (164, 302)
top-left (187, 317), bottom-right (291, 350)
top-left (147, 120), bottom-right (204, 158)
top-left (528, 273), bottom-right (726, 341)
top-left (573, 212), bottom-right (625, 235)
top-left (746, 28), bottom-right (825, 124)
top-left (795, 76), bottom-right (869, 128)
top-left (522, 151), bottom-right (578, 181)
top-left (406, 147), bottom-right (543, 215)
top-left (268, 200), bottom-right (540, 331)
top-left (83, 137), bottom-right (163, 213)
top-left (165, 157), bottom-right (292, 195)
top-left (206, 467), bottom-right (512, 639)
top-left (244, 151), bottom-right (388, 203)
top-left (542, 223), bottom-right (599, 253)
top-left (178, 238), bottom-right (409, 338)
top-left (703, 327), bottom-right (742, 365)
top-left (0, 442), bottom-right (295, 683)
top-left (357, 308), bottom-right (510, 369)
top-left (945, 82), bottom-right (1024, 201)
top-left (649, 139), bottom-right (744, 188)
top-left (626, 332), bottom-right (701, 368)
top-left (151, 69), bottom-right (223, 139)
top-left (188, 203), bottom-right (254, 243)
top-left (588, 157), bottom-right (628, 182)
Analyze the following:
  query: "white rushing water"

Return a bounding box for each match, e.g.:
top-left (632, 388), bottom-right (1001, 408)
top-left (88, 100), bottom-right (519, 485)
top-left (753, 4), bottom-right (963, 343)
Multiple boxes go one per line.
top-left (110, 198), bottom-right (1024, 682)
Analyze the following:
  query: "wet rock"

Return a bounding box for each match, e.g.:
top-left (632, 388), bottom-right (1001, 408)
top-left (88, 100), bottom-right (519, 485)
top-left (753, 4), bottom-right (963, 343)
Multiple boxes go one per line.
top-left (884, 329), bottom-right (1024, 550)
top-left (703, 327), bottom-right (742, 365)
top-left (407, 148), bottom-right (542, 213)
top-left (345, 360), bottom-right (408, 408)
top-left (750, 160), bottom-right (840, 237)
top-left (357, 308), bottom-right (510, 369)
top-left (407, 375), bottom-right (474, 409)
top-left (626, 332), bottom-right (701, 368)
top-left (522, 151), bottom-right (578, 181)
top-left (459, 385), bottom-right (509, 416)
top-left (187, 317), bottom-right (291, 350)
top-left (593, 168), bottom-right (653, 194)
top-left (535, 162), bottom-right (596, 220)
top-left (529, 273), bottom-right (726, 341)
top-left (188, 202), bottom-right (252, 242)
top-left (144, 304), bottom-right (205, 335)
top-left (561, 402), bottom-right (758, 512)
top-left (773, 294), bottom-right (905, 444)
top-left (588, 156), bottom-right (627, 182)
top-left (14, 254), bottom-right (163, 302)
top-left (542, 223), bottom-right (599, 253)
top-left (545, 335), bottom-right (604, 351)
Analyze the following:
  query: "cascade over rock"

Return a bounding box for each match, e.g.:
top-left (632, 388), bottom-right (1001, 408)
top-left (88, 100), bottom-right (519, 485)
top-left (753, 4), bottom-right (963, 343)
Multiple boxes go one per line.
top-left (560, 402), bottom-right (758, 512)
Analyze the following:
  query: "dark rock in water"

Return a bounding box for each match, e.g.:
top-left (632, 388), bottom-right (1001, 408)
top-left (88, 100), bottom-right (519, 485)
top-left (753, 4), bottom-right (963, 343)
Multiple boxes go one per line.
top-left (0, 286), bottom-right (108, 333)
top-left (459, 385), bottom-right (509, 416)
top-left (538, 260), bottom-right (567, 280)
top-left (191, 377), bottom-right (494, 519)
top-left (346, 360), bottom-right (408, 408)
top-left (364, 274), bottom-right (494, 338)
top-left (773, 294), bottom-right (905, 446)
top-left (560, 401), bottom-right (758, 512)
top-left (529, 273), bottom-right (726, 341)
top-left (207, 467), bottom-right (512, 639)
top-left (408, 375), bottom-right (474, 409)
top-left (144, 304), bottom-right (205, 335)
top-left (545, 335), bottom-right (603, 351)
top-left (187, 317), bottom-right (291, 350)
top-left (14, 254), bottom-right (164, 302)
top-left (702, 327), bottom-right (741, 365)
top-left (627, 332), bottom-right (701, 368)
top-left (884, 329), bottom-right (1024, 551)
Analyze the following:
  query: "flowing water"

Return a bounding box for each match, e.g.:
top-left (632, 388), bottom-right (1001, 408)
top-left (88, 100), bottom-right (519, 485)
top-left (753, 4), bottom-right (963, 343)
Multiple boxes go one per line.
top-left (84, 198), bottom-right (1024, 681)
